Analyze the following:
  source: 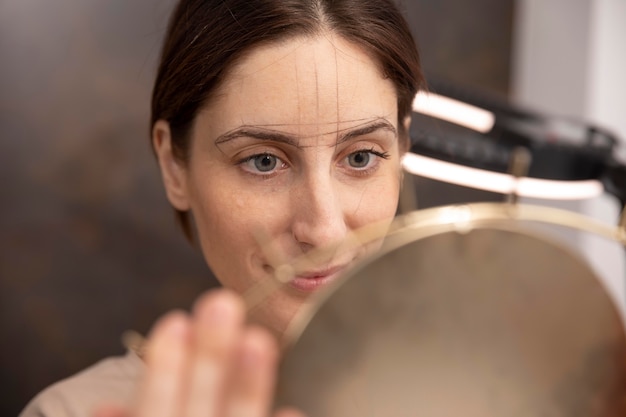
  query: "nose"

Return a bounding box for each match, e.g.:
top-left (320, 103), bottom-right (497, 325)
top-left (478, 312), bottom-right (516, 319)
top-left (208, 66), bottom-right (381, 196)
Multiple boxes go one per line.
top-left (290, 173), bottom-right (348, 253)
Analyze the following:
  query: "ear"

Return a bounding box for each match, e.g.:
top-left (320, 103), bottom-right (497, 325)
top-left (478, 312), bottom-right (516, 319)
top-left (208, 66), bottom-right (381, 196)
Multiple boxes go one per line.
top-left (152, 120), bottom-right (191, 211)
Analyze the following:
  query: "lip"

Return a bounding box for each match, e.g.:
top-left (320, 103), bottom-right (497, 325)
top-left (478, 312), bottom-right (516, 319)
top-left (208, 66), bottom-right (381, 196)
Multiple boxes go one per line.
top-left (288, 265), bottom-right (349, 293)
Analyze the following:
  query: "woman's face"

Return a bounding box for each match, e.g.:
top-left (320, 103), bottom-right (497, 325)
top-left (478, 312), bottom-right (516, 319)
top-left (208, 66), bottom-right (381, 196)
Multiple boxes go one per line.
top-left (155, 34), bottom-right (404, 336)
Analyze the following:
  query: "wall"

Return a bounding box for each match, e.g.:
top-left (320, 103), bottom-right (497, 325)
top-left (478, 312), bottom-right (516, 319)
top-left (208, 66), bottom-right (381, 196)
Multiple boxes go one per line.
top-left (0, 2), bottom-right (214, 414)
top-left (511, 0), bottom-right (626, 315)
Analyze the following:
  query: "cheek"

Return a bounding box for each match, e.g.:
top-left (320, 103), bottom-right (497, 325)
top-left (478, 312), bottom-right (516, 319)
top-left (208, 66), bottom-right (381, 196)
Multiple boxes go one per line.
top-left (191, 184), bottom-right (289, 267)
top-left (194, 179), bottom-right (283, 231)
top-left (343, 170), bottom-right (402, 227)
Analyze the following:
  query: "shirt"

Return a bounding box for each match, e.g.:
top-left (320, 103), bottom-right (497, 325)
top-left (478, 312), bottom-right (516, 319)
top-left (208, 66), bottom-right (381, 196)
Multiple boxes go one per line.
top-left (19, 351), bottom-right (143, 417)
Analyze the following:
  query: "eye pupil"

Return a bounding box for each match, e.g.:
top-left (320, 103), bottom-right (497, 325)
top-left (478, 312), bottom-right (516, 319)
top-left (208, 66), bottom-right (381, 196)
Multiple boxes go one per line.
top-left (254, 154), bottom-right (277, 172)
top-left (349, 152), bottom-right (370, 168)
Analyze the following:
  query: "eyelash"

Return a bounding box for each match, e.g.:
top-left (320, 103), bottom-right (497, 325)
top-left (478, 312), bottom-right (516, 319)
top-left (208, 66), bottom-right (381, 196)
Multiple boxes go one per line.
top-left (236, 148), bottom-right (390, 178)
top-left (237, 153), bottom-right (287, 178)
top-left (359, 148), bottom-right (391, 161)
top-left (343, 148), bottom-right (390, 176)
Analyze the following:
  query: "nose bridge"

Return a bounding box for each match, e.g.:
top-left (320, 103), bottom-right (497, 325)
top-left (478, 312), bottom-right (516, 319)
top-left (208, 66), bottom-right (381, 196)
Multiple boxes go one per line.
top-left (291, 165), bottom-right (347, 249)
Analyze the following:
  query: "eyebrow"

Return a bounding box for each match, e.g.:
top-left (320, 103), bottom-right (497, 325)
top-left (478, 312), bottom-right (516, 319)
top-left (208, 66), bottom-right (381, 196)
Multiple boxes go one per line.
top-left (215, 127), bottom-right (300, 147)
top-left (335, 119), bottom-right (397, 145)
top-left (214, 118), bottom-right (397, 148)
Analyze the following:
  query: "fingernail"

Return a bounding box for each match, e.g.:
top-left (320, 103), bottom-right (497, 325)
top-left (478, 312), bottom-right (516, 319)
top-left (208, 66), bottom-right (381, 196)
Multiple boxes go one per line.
top-left (200, 291), bottom-right (241, 324)
top-left (162, 312), bottom-right (190, 339)
top-left (239, 329), bottom-right (276, 368)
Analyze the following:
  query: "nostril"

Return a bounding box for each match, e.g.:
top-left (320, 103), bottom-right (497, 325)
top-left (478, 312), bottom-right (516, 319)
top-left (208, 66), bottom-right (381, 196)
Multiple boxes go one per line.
top-left (296, 240), bottom-right (313, 254)
top-left (291, 216), bottom-right (348, 251)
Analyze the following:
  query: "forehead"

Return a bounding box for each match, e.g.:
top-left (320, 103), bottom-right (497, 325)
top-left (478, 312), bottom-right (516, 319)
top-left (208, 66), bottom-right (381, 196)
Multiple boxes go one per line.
top-left (196, 34), bottom-right (398, 139)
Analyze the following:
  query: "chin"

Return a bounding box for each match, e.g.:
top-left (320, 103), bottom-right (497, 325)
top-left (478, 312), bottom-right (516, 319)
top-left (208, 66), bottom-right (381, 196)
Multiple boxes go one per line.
top-left (247, 289), bottom-right (310, 341)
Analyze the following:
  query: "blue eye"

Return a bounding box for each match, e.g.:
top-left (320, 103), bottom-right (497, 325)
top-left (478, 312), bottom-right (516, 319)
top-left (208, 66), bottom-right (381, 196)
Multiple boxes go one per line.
top-left (240, 153), bottom-right (285, 175)
top-left (252, 154), bottom-right (278, 172)
top-left (347, 151), bottom-right (371, 168)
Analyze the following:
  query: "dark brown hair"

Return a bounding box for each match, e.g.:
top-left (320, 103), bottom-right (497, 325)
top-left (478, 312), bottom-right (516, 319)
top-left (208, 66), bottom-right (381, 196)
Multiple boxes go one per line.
top-left (151, 0), bottom-right (424, 240)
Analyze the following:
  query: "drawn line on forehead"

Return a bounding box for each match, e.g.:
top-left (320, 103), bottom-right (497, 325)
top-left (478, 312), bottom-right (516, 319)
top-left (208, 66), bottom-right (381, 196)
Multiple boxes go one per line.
top-left (214, 117), bottom-right (397, 149)
top-left (219, 116), bottom-right (381, 129)
top-left (230, 35), bottom-right (371, 79)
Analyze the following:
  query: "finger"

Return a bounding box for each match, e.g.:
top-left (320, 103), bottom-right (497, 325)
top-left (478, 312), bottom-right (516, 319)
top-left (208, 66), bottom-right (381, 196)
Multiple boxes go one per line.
top-left (273, 408), bottom-right (308, 417)
top-left (135, 311), bottom-right (190, 417)
top-left (185, 289), bottom-right (246, 417)
top-left (92, 404), bottom-right (130, 417)
top-left (92, 405), bottom-right (130, 417)
top-left (224, 326), bottom-right (280, 417)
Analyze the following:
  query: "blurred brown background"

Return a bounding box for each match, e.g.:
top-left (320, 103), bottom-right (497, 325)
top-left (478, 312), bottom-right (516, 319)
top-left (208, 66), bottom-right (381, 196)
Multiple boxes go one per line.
top-left (0, 1), bottom-right (513, 415)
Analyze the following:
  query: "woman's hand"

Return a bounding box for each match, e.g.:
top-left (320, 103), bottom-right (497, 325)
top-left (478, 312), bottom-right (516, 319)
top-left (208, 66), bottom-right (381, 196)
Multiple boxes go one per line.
top-left (94, 289), bottom-right (302, 417)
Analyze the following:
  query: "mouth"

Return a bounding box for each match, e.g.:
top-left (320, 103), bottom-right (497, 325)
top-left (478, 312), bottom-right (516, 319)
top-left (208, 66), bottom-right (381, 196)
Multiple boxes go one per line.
top-left (288, 264), bottom-right (350, 293)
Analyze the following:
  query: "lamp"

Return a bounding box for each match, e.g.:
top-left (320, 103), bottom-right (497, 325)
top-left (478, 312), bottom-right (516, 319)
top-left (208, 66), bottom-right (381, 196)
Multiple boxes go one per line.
top-left (404, 82), bottom-right (624, 204)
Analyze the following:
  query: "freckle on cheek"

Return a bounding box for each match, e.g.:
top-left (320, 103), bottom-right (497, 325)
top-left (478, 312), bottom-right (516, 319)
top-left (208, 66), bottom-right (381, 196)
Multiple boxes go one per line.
top-left (233, 195), bottom-right (246, 208)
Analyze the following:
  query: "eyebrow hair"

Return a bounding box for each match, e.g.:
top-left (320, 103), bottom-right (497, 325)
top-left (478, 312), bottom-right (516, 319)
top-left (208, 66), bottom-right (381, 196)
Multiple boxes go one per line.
top-left (215, 127), bottom-right (300, 147)
top-left (335, 119), bottom-right (397, 145)
top-left (213, 118), bottom-right (397, 148)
